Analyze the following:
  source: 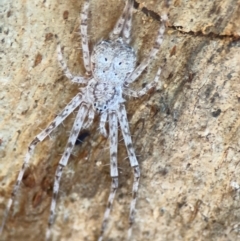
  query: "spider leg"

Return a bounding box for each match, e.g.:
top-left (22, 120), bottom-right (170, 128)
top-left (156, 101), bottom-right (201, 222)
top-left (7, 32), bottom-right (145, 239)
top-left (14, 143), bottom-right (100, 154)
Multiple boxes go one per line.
top-left (80, 0), bottom-right (91, 73)
top-left (122, 0), bottom-right (134, 44)
top-left (56, 37), bottom-right (88, 84)
top-left (0, 93), bottom-right (83, 234)
top-left (109, 0), bottom-right (133, 41)
top-left (98, 111), bottom-right (118, 241)
top-left (99, 111), bottom-right (108, 137)
top-left (46, 104), bottom-right (88, 241)
top-left (124, 67), bottom-right (162, 97)
top-left (117, 104), bottom-right (140, 240)
top-left (83, 106), bottom-right (95, 129)
top-left (125, 15), bottom-right (167, 85)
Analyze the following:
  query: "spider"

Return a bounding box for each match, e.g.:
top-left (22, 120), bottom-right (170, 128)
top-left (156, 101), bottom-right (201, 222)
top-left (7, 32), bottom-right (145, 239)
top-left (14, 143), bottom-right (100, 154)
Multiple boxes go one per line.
top-left (1, 0), bottom-right (167, 240)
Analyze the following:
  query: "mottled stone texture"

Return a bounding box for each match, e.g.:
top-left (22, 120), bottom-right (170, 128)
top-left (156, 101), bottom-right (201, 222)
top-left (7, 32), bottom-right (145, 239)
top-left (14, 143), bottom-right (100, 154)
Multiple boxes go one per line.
top-left (0, 0), bottom-right (240, 241)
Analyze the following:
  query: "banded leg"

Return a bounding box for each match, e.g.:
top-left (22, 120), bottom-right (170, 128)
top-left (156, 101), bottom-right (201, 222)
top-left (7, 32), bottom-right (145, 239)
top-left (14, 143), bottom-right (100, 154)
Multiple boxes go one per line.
top-left (98, 112), bottom-right (119, 241)
top-left (124, 67), bottom-right (162, 97)
top-left (117, 104), bottom-right (140, 240)
top-left (56, 37), bottom-right (88, 84)
top-left (109, 0), bottom-right (134, 41)
top-left (99, 111), bottom-right (108, 137)
top-left (83, 107), bottom-right (95, 129)
top-left (46, 105), bottom-right (88, 241)
top-left (126, 15), bottom-right (167, 84)
top-left (122, 0), bottom-right (134, 44)
top-left (80, 0), bottom-right (91, 73)
top-left (0, 93), bottom-right (83, 234)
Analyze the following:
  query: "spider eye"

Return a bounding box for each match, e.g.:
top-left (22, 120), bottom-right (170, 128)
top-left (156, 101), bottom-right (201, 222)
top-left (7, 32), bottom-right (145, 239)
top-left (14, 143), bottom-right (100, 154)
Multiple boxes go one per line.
top-left (119, 62), bottom-right (122, 65)
top-left (104, 105), bottom-right (107, 109)
top-left (105, 58), bottom-right (107, 61)
top-left (94, 103), bottom-right (97, 107)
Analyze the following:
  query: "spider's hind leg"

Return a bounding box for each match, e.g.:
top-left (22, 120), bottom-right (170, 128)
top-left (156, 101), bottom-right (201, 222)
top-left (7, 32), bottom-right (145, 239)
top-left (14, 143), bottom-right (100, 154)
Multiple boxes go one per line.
top-left (56, 36), bottom-right (88, 84)
top-left (109, 0), bottom-right (134, 42)
top-left (124, 67), bottom-right (162, 97)
top-left (122, 0), bottom-right (134, 44)
top-left (80, 0), bottom-right (91, 73)
top-left (125, 14), bottom-right (168, 85)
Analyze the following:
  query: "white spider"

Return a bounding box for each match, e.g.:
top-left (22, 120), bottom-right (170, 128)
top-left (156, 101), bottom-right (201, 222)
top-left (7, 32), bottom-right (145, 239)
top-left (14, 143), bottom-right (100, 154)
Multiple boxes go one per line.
top-left (0, 0), bottom-right (167, 240)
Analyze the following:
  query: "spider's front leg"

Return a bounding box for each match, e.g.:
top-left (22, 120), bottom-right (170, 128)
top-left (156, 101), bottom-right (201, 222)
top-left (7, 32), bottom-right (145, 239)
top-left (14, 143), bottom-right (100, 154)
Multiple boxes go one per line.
top-left (83, 106), bottom-right (95, 129)
top-left (99, 111), bottom-right (108, 137)
top-left (46, 104), bottom-right (88, 241)
top-left (98, 111), bottom-right (119, 241)
top-left (0, 93), bottom-right (83, 235)
top-left (117, 104), bottom-right (140, 240)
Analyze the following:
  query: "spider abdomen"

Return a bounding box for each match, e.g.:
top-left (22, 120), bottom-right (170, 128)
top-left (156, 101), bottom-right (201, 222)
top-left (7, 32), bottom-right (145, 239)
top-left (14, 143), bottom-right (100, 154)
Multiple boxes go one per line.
top-left (91, 38), bottom-right (137, 85)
